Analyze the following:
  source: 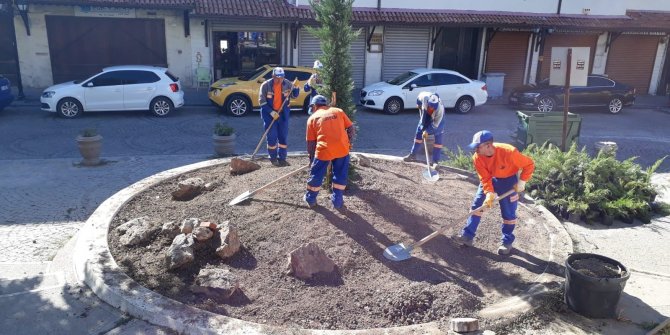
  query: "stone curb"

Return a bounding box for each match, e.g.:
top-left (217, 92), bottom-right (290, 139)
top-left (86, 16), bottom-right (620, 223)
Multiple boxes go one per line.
top-left (73, 152), bottom-right (572, 334)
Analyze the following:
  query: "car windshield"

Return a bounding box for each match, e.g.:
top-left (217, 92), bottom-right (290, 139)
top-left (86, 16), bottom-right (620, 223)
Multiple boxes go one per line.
top-left (239, 67), bottom-right (268, 81)
top-left (386, 71), bottom-right (418, 85)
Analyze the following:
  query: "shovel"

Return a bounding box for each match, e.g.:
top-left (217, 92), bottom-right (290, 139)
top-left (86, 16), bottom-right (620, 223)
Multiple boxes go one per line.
top-left (229, 164), bottom-right (309, 205)
top-left (383, 189), bottom-right (515, 261)
top-left (422, 137), bottom-right (439, 183)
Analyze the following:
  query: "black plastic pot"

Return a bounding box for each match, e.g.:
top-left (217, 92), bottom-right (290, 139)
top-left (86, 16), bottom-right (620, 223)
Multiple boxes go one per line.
top-left (564, 253), bottom-right (630, 318)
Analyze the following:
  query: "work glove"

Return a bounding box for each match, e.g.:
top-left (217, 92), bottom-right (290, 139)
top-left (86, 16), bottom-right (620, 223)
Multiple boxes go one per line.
top-left (422, 131), bottom-right (428, 140)
top-left (484, 192), bottom-right (497, 209)
top-left (515, 180), bottom-right (527, 193)
top-left (270, 111), bottom-right (280, 120)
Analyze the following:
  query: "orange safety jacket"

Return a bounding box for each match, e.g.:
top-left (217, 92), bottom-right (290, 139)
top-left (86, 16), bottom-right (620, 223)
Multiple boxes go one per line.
top-left (473, 143), bottom-right (535, 194)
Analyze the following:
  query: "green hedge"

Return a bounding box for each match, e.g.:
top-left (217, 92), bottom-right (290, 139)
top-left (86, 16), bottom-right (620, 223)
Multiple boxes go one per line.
top-left (442, 144), bottom-right (667, 224)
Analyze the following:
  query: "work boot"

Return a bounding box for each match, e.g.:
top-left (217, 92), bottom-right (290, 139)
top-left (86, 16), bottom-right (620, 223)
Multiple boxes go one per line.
top-left (455, 235), bottom-right (474, 247)
top-left (498, 243), bottom-right (514, 255)
top-left (278, 160), bottom-right (290, 167)
top-left (270, 158), bottom-right (280, 167)
top-left (431, 162), bottom-right (439, 170)
top-left (331, 189), bottom-right (344, 209)
top-left (402, 154), bottom-right (415, 162)
top-left (303, 193), bottom-right (317, 208)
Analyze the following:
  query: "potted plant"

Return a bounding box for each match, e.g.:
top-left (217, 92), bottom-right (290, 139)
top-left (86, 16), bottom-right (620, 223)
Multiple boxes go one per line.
top-left (76, 128), bottom-right (102, 166)
top-left (213, 122), bottom-right (235, 157)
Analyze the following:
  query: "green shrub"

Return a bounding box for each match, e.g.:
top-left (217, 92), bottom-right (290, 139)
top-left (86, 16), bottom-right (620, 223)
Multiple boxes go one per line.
top-left (213, 122), bottom-right (234, 136)
top-left (442, 141), bottom-right (666, 224)
top-left (80, 128), bottom-right (98, 137)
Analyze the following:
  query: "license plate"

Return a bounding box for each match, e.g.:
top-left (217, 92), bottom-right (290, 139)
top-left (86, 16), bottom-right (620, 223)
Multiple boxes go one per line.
top-left (510, 97), bottom-right (518, 102)
top-left (0, 85), bottom-right (8, 91)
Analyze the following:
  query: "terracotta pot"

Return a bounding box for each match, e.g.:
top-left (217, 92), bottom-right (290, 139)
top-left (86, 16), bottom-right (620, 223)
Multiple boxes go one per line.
top-left (213, 133), bottom-right (235, 157)
top-left (76, 135), bottom-right (102, 166)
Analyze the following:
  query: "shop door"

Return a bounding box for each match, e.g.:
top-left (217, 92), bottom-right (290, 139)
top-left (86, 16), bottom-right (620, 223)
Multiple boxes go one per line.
top-left (433, 27), bottom-right (481, 79)
top-left (0, 13), bottom-right (18, 85)
top-left (606, 34), bottom-right (659, 94)
top-left (45, 16), bottom-right (166, 84)
top-left (485, 31), bottom-right (531, 91)
top-left (382, 26), bottom-right (430, 81)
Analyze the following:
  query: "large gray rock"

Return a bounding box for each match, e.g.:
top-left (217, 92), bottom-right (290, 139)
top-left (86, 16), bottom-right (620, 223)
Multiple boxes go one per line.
top-left (286, 242), bottom-right (337, 280)
top-left (166, 234), bottom-right (195, 270)
top-left (115, 217), bottom-right (158, 246)
top-left (192, 226), bottom-right (213, 241)
top-left (160, 221), bottom-right (180, 239)
top-left (190, 267), bottom-right (239, 299)
top-left (171, 177), bottom-right (205, 201)
top-left (352, 153), bottom-right (372, 167)
top-left (215, 221), bottom-right (241, 260)
top-left (230, 157), bottom-right (261, 175)
top-left (450, 317), bottom-right (479, 333)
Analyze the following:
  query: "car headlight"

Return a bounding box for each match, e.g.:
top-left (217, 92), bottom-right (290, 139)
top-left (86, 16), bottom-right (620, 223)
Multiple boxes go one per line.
top-left (521, 93), bottom-right (540, 98)
top-left (42, 91), bottom-right (56, 98)
top-left (368, 90), bottom-right (384, 96)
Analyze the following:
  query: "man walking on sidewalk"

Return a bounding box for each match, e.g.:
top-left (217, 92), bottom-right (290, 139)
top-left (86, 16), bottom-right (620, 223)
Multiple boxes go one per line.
top-left (259, 67), bottom-right (300, 166)
top-left (304, 95), bottom-right (355, 209)
top-left (457, 130), bottom-right (535, 255)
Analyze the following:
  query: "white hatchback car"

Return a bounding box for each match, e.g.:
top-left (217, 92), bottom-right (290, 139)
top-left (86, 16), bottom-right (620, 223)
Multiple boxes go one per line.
top-left (41, 65), bottom-right (184, 118)
top-left (360, 68), bottom-right (488, 114)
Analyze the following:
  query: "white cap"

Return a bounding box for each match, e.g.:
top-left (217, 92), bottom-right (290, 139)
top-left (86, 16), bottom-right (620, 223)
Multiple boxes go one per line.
top-left (272, 67), bottom-right (285, 77)
top-left (313, 60), bottom-right (323, 69)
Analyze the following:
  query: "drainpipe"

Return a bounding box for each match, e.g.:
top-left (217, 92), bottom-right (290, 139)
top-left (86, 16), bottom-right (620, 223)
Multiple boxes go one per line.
top-left (557, 0), bottom-right (562, 15)
top-left (377, 0), bottom-right (381, 10)
top-left (7, 7), bottom-right (25, 100)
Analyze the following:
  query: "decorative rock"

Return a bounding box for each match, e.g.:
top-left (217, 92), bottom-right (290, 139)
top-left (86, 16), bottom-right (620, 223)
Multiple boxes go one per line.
top-left (595, 141), bottom-right (618, 156)
top-left (215, 222), bottom-right (241, 260)
top-left (180, 218), bottom-right (199, 234)
top-left (352, 153), bottom-right (372, 167)
top-left (450, 317), bottom-right (479, 333)
top-left (166, 234), bottom-right (195, 270)
top-left (230, 157), bottom-right (261, 175)
top-left (199, 221), bottom-right (218, 230)
top-left (190, 267), bottom-right (240, 299)
top-left (160, 221), bottom-right (180, 239)
top-left (204, 182), bottom-right (215, 191)
top-left (115, 217), bottom-right (158, 246)
top-left (286, 242), bottom-right (337, 280)
top-left (171, 177), bottom-right (205, 201)
top-left (193, 226), bottom-right (214, 241)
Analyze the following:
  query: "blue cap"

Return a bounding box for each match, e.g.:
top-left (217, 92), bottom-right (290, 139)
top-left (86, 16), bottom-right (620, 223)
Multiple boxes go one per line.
top-left (468, 130), bottom-right (493, 150)
top-left (310, 94), bottom-right (328, 106)
top-left (272, 67), bottom-right (285, 77)
top-left (427, 94), bottom-right (439, 110)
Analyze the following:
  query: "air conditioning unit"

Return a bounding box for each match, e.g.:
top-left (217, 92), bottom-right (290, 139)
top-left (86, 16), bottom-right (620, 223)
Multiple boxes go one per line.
top-left (582, 8), bottom-right (591, 15)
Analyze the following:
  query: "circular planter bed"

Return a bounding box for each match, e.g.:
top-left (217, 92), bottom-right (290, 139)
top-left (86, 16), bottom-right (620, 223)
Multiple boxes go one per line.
top-left (106, 155), bottom-right (556, 332)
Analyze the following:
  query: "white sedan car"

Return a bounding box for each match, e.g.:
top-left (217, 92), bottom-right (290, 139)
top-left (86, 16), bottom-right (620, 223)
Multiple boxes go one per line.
top-left (41, 65), bottom-right (184, 118)
top-left (360, 68), bottom-right (488, 114)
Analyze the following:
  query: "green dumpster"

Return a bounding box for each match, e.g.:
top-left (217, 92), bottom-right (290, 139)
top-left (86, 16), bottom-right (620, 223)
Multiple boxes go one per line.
top-left (513, 111), bottom-right (582, 150)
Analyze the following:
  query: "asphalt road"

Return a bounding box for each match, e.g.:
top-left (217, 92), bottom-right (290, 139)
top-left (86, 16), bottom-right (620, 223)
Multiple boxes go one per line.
top-left (1, 103), bottom-right (668, 171)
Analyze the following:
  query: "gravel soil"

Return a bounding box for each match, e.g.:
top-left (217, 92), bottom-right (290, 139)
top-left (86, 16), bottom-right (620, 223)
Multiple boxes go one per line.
top-left (108, 156), bottom-right (552, 330)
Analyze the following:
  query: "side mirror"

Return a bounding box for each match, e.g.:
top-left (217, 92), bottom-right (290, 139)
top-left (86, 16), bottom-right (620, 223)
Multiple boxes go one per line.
top-left (409, 83), bottom-right (417, 91)
top-left (86, 82), bottom-right (93, 87)
top-left (257, 79), bottom-right (264, 84)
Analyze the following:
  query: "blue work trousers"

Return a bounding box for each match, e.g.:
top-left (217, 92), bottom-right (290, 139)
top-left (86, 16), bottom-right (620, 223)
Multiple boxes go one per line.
top-left (305, 155), bottom-right (350, 208)
top-left (261, 106), bottom-right (290, 160)
top-left (461, 175), bottom-right (519, 245)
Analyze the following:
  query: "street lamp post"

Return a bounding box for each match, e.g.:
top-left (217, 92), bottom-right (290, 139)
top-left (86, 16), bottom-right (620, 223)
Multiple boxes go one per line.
top-left (0, 0), bottom-right (26, 100)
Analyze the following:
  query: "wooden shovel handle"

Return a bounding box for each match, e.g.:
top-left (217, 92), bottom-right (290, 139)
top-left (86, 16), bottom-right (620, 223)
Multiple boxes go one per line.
top-left (249, 165), bottom-right (309, 196)
top-left (251, 95), bottom-right (293, 159)
top-left (408, 188), bottom-right (516, 250)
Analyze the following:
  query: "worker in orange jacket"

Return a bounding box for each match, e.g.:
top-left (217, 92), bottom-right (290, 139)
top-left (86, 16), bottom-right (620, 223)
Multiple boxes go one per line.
top-left (304, 95), bottom-right (355, 209)
top-left (457, 130), bottom-right (535, 255)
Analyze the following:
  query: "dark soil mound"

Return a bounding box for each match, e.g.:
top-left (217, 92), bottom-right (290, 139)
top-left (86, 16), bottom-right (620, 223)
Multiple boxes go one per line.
top-left (571, 258), bottom-right (624, 278)
top-left (109, 156), bottom-right (551, 330)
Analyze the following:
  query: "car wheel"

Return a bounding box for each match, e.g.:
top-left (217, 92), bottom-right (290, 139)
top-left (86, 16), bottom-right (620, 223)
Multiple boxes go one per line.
top-left (383, 97), bottom-right (403, 115)
top-left (455, 96), bottom-right (474, 114)
top-left (537, 96), bottom-right (555, 112)
top-left (57, 98), bottom-right (83, 118)
top-left (226, 94), bottom-right (251, 117)
top-left (608, 96), bottom-right (623, 114)
top-left (150, 97), bottom-right (173, 117)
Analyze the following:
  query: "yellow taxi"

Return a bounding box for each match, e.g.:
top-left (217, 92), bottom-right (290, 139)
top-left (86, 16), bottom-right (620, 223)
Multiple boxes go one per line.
top-left (208, 64), bottom-right (316, 117)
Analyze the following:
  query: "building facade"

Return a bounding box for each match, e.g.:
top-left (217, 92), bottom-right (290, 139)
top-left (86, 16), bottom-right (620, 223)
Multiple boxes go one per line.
top-left (1, 0), bottom-right (669, 95)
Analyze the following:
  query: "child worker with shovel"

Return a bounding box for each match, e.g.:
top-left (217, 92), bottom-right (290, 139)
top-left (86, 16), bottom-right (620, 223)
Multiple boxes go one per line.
top-left (456, 130), bottom-right (535, 255)
top-left (402, 92), bottom-right (446, 169)
top-left (303, 95), bottom-right (355, 209)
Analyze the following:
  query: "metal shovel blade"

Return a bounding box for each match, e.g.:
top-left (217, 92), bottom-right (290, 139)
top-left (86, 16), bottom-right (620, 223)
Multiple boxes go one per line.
top-left (422, 168), bottom-right (439, 183)
top-left (228, 190), bottom-right (252, 206)
top-left (383, 243), bottom-right (413, 261)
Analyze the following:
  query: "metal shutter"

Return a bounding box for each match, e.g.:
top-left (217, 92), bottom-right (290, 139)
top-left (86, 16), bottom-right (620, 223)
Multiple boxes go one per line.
top-left (606, 35), bottom-right (659, 94)
top-left (485, 31), bottom-right (530, 91)
top-left (299, 27), bottom-right (366, 88)
top-left (540, 33), bottom-right (599, 80)
top-left (382, 26), bottom-right (430, 81)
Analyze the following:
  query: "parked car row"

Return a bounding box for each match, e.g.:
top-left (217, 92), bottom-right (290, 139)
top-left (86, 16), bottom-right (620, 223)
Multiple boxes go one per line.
top-left (3, 64), bottom-right (640, 118)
